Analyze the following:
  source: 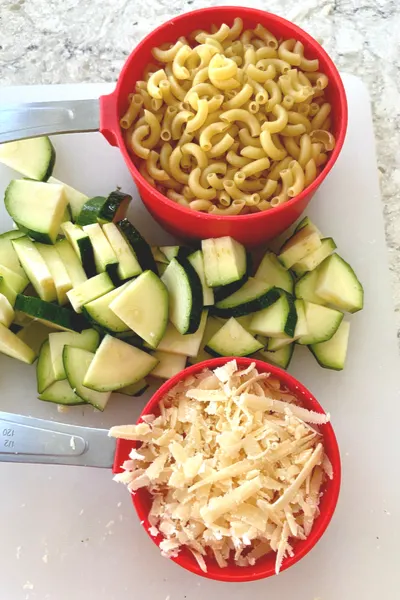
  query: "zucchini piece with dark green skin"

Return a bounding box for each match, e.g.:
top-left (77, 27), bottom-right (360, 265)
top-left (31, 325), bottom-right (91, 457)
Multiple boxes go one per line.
top-left (15, 294), bottom-right (89, 332)
top-left (82, 223), bottom-right (119, 286)
top-left (99, 190), bottom-right (131, 222)
top-left (61, 222), bottom-right (97, 278)
top-left (205, 317), bottom-right (263, 357)
top-left (161, 257), bottom-right (203, 335)
top-left (117, 219), bottom-right (158, 274)
top-left (0, 137), bottom-right (55, 182)
top-left (249, 290), bottom-right (298, 338)
top-left (211, 278), bottom-right (281, 318)
top-left (213, 252), bottom-right (252, 303)
top-left (5, 179), bottom-right (68, 244)
top-left (76, 197), bottom-right (107, 226)
top-left (76, 190), bottom-right (131, 226)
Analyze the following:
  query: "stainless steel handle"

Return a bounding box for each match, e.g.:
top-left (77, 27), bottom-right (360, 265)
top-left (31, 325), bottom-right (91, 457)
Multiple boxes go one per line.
top-left (0, 411), bottom-right (116, 468)
top-left (0, 99), bottom-right (100, 143)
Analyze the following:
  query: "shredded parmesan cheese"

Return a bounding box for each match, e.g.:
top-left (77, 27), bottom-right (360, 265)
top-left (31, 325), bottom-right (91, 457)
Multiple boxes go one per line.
top-left (110, 360), bottom-right (331, 575)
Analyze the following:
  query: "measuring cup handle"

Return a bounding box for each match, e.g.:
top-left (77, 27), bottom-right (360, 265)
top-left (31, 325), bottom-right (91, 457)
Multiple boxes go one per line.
top-left (0, 411), bottom-right (116, 469)
top-left (0, 98), bottom-right (101, 144)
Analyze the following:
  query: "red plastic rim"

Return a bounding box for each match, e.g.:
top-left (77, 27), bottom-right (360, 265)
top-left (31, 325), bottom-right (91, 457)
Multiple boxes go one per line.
top-left (105, 6), bottom-right (348, 225)
top-left (114, 357), bottom-right (341, 582)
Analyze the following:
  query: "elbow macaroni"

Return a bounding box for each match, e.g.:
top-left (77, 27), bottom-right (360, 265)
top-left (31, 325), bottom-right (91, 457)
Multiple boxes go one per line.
top-left (123, 18), bottom-right (336, 214)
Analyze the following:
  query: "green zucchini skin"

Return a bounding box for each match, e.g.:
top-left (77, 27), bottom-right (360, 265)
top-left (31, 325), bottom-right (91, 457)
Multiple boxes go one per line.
top-left (76, 236), bottom-right (97, 278)
top-left (211, 287), bottom-right (281, 318)
top-left (76, 197), bottom-right (107, 226)
top-left (15, 294), bottom-right (89, 332)
top-left (117, 219), bottom-right (158, 275)
top-left (178, 255), bottom-right (203, 335)
top-left (42, 141), bottom-right (56, 181)
top-left (76, 191), bottom-right (131, 226)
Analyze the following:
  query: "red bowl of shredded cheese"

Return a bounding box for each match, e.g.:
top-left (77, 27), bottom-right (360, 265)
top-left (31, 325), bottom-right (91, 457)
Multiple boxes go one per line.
top-left (111, 357), bottom-right (341, 582)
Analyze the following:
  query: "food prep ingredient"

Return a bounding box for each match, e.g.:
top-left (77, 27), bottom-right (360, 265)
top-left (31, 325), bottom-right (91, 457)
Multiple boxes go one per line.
top-left (110, 360), bottom-right (332, 575)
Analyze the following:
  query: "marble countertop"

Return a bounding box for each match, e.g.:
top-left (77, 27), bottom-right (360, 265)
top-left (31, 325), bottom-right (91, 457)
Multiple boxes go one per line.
top-left (1, 0), bottom-right (399, 341)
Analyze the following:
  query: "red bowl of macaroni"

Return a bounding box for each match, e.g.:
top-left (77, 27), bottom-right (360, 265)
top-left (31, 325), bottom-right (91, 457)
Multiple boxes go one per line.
top-left (110, 357), bottom-right (341, 582)
top-left (99, 6), bottom-right (347, 247)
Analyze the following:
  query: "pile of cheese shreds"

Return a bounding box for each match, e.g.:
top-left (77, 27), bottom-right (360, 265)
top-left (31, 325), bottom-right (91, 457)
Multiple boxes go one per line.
top-left (110, 360), bottom-right (333, 575)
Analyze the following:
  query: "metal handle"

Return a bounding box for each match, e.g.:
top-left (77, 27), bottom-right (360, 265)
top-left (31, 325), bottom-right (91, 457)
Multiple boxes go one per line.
top-left (0, 98), bottom-right (100, 143)
top-left (0, 411), bottom-right (116, 468)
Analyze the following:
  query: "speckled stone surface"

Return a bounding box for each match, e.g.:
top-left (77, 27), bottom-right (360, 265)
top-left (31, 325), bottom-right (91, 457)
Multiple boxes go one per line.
top-left (1, 0), bottom-right (399, 340)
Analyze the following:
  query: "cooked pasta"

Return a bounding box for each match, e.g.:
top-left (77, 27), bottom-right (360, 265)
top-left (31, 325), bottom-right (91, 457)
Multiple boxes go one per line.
top-left (123, 17), bottom-right (336, 214)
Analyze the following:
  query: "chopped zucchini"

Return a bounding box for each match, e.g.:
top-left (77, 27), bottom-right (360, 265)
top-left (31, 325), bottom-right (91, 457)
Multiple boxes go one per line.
top-left (295, 269), bottom-right (325, 306)
top-left (75, 196), bottom-right (106, 226)
top-left (315, 253), bottom-right (364, 313)
top-left (157, 262), bottom-right (168, 277)
top-left (150, 350), bottom-right (187, 379)
top-left (309, 320), bottom-right (350, 371)
top-left (55, 239), bottom-right (87, 287)
top-left (63, 346), bottom-right (111, 411)
top-left (39, 379), bottom-right (84, 405)
top-left (36, 242), bottom-right (73, 305)
top-left (60, 222), bottom-right (97, 278)
top-left (48, 177), bottom-right (88, 221)
top-left (249, 291), bottom-right (297, 338)
top-left (0, 230), bottom-right (26, 278)
top-left (206, 317), bottom-right (263, 357)
top-left (254, 251), bottom-right (294, 293)
top-left (17, 320), bottom-right (55, 357)
top-left (0, 137), bottom-right (55, 181)
top-left (159, 246), bottom-right (179, 262)
top-left (213, 252), bottom-right (253, 303)
top-left (82, 282), bottom-right (131, 334)
top-left (117, 219), bottom-right (158, 274)
top-left (67, 272), bottom-right (114, 313)
top-left (49, 328), bottom-right (100, 380)
top-left (212, 278), bottom-right (280, 318)
top-left (298, 301), bottom-right (343, 345)
top-left (202, 237), bottom-right (247, 287)
top-left (267, 299), bottom-right (308, 350)
top-left (291, 238), bottom-right (337, 276)
top-left (188, 250), bottom-right (214, 306)
top-left (119, 379), bottom-right (149, 397)
top-left (0, 293), bottom-right (14, 327)
top-left (12, 237), bottom-right (57, 302)
top-left (154, 310), bottom-right (208, 357)
top-left (82, 223), bottom-right (119, 284)
top-left (0, 276), bottom-right (17, 306)
top-left (278, 224), bottom-right (322, 270)
top-left (152, 247), bottom-right (169, 264)
top-left (110, 270), bottom-right (168, 347)
top-left (0, 322), bottom-right (36, 364)
top-left (76, 190), bottom-right (131, 226)
top-left (5, 179), bottom-right (67, 244)
top-left (37, 340), bottom-right (55, 393)
top-left (294, 216), bottom-right (321, 235)
top-left (0, 263), bottom-right (28, 294)
top-left (161, 257), bottom-right (203, 335)
top-left (83, 335), bottom-right (158, 392)
top-left (258, 344), bottom-right (294, 370)
top-left (15, 294), bottom-right (88, 332)
top-left (103, 222), bottom-right (142, 280)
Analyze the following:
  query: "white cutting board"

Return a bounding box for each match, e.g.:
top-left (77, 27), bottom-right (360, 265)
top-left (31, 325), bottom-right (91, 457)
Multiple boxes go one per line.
top-left (0, 74), bottom-right (399, 600)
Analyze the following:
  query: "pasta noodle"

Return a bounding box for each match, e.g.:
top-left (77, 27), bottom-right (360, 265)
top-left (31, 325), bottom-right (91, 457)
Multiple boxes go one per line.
top-left (123, 18), bottom-right (336, 214)
top-left (189, 167), bottom-right (217, 200)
